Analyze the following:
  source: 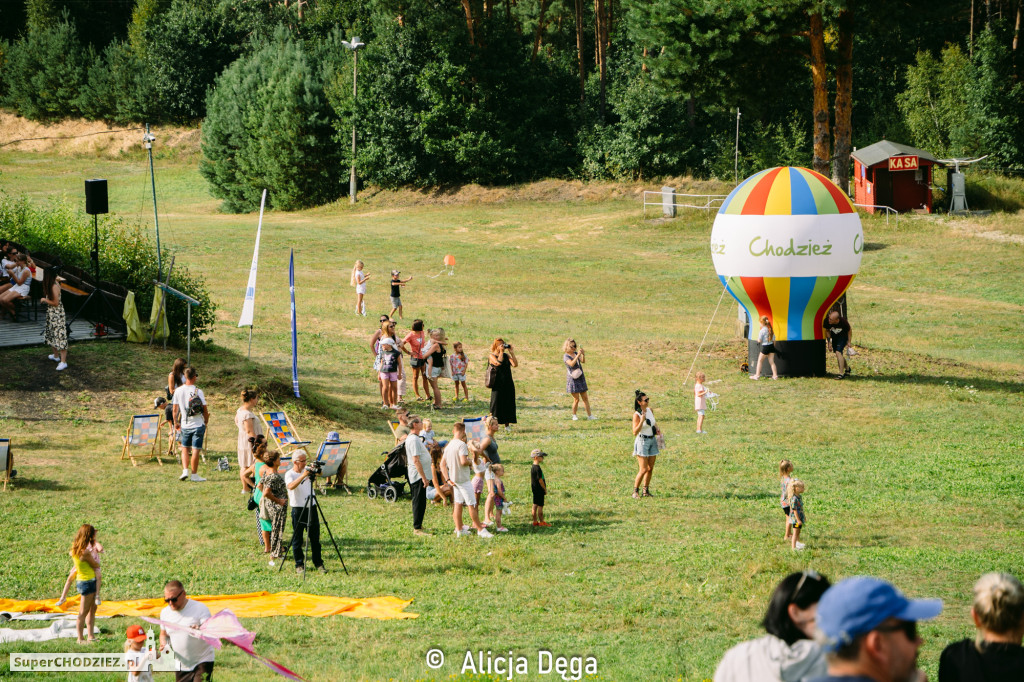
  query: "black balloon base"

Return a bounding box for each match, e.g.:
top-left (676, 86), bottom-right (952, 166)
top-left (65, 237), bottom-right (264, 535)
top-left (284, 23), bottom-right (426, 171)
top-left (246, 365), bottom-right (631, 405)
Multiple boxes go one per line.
top-left (747, 339), bottom-right (826, 378)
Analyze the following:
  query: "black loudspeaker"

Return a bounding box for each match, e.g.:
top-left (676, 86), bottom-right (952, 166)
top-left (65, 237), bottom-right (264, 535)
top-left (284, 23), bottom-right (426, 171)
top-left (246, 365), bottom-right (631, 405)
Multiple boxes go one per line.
top-left (85, 179), bottom-right (108, 215)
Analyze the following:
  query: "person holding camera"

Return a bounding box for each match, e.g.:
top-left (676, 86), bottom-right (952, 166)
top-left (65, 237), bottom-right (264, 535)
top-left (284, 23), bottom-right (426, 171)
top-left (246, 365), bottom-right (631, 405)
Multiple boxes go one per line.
top-left (563, 338), bottom-right (594, 420)
top-left (285, 451), bottom-right (326, 575)
top-left (488, 338), bottom-right (519, 428)
top-left (404, 416), bottom-right (433, 537)
top-left (172, 367), bottom-right (209, 483)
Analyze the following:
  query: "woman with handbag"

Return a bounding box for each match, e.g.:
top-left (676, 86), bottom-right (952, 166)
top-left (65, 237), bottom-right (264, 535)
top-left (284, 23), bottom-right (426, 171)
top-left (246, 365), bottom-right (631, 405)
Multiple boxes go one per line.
top-left (487, 338), bottom-right (518, 429)
top-left (563, 339), bottom-right (594, 421)
top-left (631, 390), bottom-right (660, 498)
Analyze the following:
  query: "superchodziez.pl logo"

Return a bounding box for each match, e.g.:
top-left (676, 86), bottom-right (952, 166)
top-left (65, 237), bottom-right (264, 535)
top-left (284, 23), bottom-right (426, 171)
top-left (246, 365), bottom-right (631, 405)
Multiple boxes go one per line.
top-left (10, 653), bottom-right (180, 672)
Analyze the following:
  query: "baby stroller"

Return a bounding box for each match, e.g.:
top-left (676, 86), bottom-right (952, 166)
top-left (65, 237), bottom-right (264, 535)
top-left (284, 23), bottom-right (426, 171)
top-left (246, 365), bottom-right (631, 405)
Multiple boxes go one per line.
top-left (367, 441), bottom-right (407, 502)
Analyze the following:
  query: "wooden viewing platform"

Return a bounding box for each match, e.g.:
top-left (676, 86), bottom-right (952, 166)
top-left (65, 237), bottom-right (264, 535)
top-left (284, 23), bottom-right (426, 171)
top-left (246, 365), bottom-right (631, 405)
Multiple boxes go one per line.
top-left (0, 314), bottom-right (123, 349)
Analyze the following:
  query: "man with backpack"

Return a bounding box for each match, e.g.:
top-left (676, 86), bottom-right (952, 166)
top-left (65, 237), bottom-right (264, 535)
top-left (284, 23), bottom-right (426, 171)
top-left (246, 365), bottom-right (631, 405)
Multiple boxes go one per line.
top-left (172, 367), bottom-right (210, 482)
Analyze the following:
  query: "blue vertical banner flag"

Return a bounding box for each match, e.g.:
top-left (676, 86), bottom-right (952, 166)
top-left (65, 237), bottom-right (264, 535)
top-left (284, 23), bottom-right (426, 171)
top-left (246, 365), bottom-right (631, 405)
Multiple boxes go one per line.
top-left (289, 249), bottom-right (300, 398)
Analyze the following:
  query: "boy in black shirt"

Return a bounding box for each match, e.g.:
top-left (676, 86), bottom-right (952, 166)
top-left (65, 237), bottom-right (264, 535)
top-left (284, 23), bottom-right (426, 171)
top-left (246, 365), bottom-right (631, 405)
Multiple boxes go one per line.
top-left (389, 270), bottom-right (413, 319)
top-left (530, 449), bottom-right (550, 527)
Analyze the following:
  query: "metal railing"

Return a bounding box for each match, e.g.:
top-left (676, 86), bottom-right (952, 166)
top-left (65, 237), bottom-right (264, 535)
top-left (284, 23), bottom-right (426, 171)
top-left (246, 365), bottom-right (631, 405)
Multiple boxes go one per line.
top-left (853, 203), bottom-right (900, 229)
top-left (643, 190), bottom-right (729, 219)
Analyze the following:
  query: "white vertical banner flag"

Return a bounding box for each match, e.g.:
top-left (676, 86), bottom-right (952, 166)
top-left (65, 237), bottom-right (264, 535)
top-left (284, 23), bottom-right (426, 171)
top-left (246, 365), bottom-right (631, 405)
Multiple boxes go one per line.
top-left (238, 189), bottom-right (268, 328)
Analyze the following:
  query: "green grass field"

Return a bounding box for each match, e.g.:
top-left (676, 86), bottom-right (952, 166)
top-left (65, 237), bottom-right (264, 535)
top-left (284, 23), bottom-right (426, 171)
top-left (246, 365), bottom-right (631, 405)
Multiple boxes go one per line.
top-left (1, 149), bottom-right (1023, 681)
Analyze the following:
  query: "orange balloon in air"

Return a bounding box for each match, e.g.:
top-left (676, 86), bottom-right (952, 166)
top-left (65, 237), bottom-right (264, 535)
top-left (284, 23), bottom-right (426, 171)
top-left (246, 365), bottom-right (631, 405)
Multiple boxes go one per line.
top-left (444, 254), bottom-right (456, 266)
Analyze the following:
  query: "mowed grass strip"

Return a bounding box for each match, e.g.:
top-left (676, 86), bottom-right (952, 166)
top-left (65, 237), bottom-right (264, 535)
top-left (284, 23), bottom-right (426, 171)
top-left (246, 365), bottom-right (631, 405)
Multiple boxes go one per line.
top-left (1, 152), bottom-right (1023, 681)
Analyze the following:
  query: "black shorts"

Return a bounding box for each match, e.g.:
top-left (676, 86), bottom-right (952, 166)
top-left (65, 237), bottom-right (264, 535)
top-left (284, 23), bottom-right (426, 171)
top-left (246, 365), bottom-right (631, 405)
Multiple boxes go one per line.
top-left (176, 662), bottom-right (214, 682)
top-left (781, 506), bottom-right (790, 517)
top-left (410, 357), bottom-right (425, 369)
top-left (761, 344), bottom-right (776, 355)
top-left (832, 338), bottom-right (848, 353)
top-left (532, 491), bottom-right (545, 507)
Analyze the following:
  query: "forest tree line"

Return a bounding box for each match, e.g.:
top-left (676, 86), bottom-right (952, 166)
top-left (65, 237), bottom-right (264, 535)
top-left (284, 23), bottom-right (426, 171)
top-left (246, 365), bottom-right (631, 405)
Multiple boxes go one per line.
top-left (0, 0), bottom-right (1021, 212)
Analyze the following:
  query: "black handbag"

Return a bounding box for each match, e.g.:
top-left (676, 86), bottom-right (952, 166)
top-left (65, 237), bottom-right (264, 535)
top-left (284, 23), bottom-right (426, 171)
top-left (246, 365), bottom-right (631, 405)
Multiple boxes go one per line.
top-left (246, 493), bottom-right (258, 511)
top-left (485, 362), bottom-right (498, 389)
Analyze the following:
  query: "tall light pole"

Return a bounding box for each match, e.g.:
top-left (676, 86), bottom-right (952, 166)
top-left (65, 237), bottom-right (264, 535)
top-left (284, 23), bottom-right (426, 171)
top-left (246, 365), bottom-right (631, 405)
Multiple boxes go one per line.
top-left (144, 124), bottom-right (162, 278)
top-left (342, 37), bottom-right (365, 204)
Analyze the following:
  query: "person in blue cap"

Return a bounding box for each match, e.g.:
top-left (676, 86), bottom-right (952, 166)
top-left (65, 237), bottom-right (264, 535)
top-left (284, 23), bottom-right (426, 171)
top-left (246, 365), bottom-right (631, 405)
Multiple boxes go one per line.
top-left (810, 576), bottom-right (942, 682)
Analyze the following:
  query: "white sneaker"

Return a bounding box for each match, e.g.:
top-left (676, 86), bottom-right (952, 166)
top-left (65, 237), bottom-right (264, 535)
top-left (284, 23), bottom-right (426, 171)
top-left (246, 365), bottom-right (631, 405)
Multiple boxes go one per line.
top-left (56, 362), bottom-right (68, 371)
top-left (179, 468), bottom-right (190, 481)
top-left (496, 526), bottom-right (508, 532)
top-left (483, 520), bottom-right (494, 527)
top-left (794, 542), bottom-right (806, 550)
top-left (454, 528), bottom-right (472, 537)
top-left (190, 474), bottom-right (207, 482)
top-left (477, 529), bottom-right (494, 538)
top-left (587, 415), bottom-right (598, 420)
top-left (48, 354), bottom-right (59, 362)
top-left (571, 414), bottom-right (579, 421)
top-left (268, 560), bottom-right (276, 567)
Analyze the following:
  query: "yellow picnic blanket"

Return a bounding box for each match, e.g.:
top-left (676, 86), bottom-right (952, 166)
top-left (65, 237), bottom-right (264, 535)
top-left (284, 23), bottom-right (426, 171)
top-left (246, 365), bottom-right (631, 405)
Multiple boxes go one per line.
top-left (0, 591), bottom-right (417, 620)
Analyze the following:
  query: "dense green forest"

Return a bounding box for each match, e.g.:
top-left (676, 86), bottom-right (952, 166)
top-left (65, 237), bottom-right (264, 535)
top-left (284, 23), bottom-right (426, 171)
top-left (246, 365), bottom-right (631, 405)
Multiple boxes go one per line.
top-left (1, 0), bottom-right (1021, 211)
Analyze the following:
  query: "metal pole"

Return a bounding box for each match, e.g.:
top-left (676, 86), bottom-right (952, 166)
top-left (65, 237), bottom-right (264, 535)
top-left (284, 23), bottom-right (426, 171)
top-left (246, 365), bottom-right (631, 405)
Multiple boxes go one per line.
top-left (247, 325), bottom-right (253, 360)
top-left (349, 50), bottom-right (358, 204)
top-left (734, 108), bottom-right (741, 185)
top-left (146, 123), bottom-right (162, 279)
top-left (186, 303), bottom-right (191, 365)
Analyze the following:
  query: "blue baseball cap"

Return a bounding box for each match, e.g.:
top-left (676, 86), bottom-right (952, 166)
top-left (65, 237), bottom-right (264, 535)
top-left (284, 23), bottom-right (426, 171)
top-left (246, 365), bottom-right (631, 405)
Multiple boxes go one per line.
top-left (816, 577), bottom-right (942, 651)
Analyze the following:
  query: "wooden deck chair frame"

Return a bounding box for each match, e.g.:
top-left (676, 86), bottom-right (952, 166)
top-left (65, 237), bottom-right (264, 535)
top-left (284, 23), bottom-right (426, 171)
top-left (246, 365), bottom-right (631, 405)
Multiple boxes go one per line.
top-left (120, 414), bottom-right (163, 467)
top-left (314, 440), bottom-right (350, 493)
top-left (160, 418), bottom-right (208, 463)
top-left (0, 439), bottom-right (12, 492)
top-left (261, 411), bottom-right (312, 458)
top-left (388, 419), bottom-right (401, 443)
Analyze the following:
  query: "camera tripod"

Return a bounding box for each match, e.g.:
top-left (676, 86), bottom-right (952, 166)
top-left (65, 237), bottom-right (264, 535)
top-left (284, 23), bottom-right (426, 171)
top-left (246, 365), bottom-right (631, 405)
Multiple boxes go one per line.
top-left (278, 474), bottom-right (348, 578)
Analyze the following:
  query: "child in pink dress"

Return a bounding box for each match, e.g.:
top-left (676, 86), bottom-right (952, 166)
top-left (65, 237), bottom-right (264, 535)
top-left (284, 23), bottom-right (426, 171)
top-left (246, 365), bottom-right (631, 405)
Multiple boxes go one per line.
top-left (450, 342), bottom-right (470, 402)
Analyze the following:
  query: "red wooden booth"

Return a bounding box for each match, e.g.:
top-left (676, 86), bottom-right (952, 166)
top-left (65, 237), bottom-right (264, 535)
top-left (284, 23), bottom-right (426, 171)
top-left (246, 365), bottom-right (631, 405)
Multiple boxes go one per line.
top-left (851, 140), bottom-right (943, 213)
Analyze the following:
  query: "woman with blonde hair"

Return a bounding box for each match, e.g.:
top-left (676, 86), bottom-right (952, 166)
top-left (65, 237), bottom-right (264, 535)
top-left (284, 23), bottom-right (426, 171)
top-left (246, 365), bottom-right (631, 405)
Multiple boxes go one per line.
top-left (939, 572), bottom-right (1024, 680)
top-left (563, 338), bottom-right (593, 420)
top-left (350, 260), bottom-right (370, 316)
top-left (751, 316), bottom-right (778, 380)
top-left (488, 338), bottom-right (518, 428)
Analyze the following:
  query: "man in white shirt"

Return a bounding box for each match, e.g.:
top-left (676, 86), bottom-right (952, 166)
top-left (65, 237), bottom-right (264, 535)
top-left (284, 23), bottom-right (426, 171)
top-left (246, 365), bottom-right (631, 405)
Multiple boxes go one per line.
top-left (159, 580), bottom-right (214, 682)
top-left (171, 368), bottom-right (209, 483)
top-left (442, 422), bottom-right (492, 538)
top-left (404, 416), bottom-right (432, 537)
top-left (285, 451), bottom-right (325, 575)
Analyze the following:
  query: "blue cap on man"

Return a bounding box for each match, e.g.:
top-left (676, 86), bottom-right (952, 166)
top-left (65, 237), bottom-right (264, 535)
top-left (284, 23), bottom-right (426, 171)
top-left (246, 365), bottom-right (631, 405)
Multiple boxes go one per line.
top-left (816, 577), bottom-right (943, 652)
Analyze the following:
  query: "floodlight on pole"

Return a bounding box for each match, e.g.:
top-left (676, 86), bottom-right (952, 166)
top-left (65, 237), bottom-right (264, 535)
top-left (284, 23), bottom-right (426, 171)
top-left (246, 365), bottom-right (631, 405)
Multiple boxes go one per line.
top-left (734, 108), bottom-right (741, 186)
top-left (144, 124), bottom-right (162, 279)
top-left (342, 37), bottom-right (365, 204)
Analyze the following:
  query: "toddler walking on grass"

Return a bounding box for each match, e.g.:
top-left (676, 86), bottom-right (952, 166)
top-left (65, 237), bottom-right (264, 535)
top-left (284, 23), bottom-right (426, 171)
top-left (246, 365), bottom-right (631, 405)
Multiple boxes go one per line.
top-left (491, 463), bottom-right (508, 532)
top-left (450, 342), bottom-right (470, 402)
top-left (694, 371), bottom-right (709, 434)
top-left (779, 459), bottom-right (794, 541)
top-left (787, 479), bottom-right (806, 551)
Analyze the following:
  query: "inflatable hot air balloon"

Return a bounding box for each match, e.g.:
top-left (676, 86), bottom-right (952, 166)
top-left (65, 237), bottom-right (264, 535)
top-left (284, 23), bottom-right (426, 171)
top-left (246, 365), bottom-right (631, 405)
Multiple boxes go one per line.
top-left (710, 167), bottom-right (863, 376)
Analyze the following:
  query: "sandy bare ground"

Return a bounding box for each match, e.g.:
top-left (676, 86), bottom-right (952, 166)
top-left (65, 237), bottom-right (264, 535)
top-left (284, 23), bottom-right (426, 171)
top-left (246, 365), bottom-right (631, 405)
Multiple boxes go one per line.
top-left (0, 112), bottom-right (200, 156)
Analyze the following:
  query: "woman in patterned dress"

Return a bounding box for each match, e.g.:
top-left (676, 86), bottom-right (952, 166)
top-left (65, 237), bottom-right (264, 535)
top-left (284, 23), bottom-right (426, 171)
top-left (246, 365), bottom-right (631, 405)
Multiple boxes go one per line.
top-left (563, 338), bottom-right (593, 420)
top-left (258, 450), bottom-right (289, 565)
top-left (41, 268), bottom-right (69, 371)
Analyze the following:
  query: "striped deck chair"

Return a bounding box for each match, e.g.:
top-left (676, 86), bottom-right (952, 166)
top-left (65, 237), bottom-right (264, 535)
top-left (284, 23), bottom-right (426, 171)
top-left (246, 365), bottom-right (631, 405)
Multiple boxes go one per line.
top-left (0, 439), bottom-right (11, 491)
top-left (463, 416), bottom-right (487, 445)
top-left (120, 414), bottom-right (163, 466)
top-left (261, 411), bottom-right (311, 458)
top-left (314, 439), bottom-right (350, 493)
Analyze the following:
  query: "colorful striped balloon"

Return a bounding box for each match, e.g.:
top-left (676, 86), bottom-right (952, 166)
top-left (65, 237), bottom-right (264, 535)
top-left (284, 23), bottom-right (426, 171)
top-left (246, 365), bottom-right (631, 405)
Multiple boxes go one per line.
top-left (710, 167), bottom-right (863, 342)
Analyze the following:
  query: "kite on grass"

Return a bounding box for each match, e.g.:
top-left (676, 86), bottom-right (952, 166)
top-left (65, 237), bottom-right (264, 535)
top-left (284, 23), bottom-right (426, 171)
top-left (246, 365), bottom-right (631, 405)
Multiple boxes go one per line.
top-left (142, 609), bottom-right (304, 681)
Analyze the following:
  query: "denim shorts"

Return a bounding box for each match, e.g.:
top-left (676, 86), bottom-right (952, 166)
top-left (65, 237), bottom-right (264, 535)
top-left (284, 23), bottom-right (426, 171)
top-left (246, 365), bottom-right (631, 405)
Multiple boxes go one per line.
top-left (633, 435), bottom-right (659, 457)
top-left (429, 366), bottom-right (443, 379)
top-left (180, 424), bottom-right (206, 449)
top-left (452, 373), bottom-right (466, 382)
top-left (832, 338), bottom-right (848, 353)
top-left (76, 579), bottom-right (97, 596)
